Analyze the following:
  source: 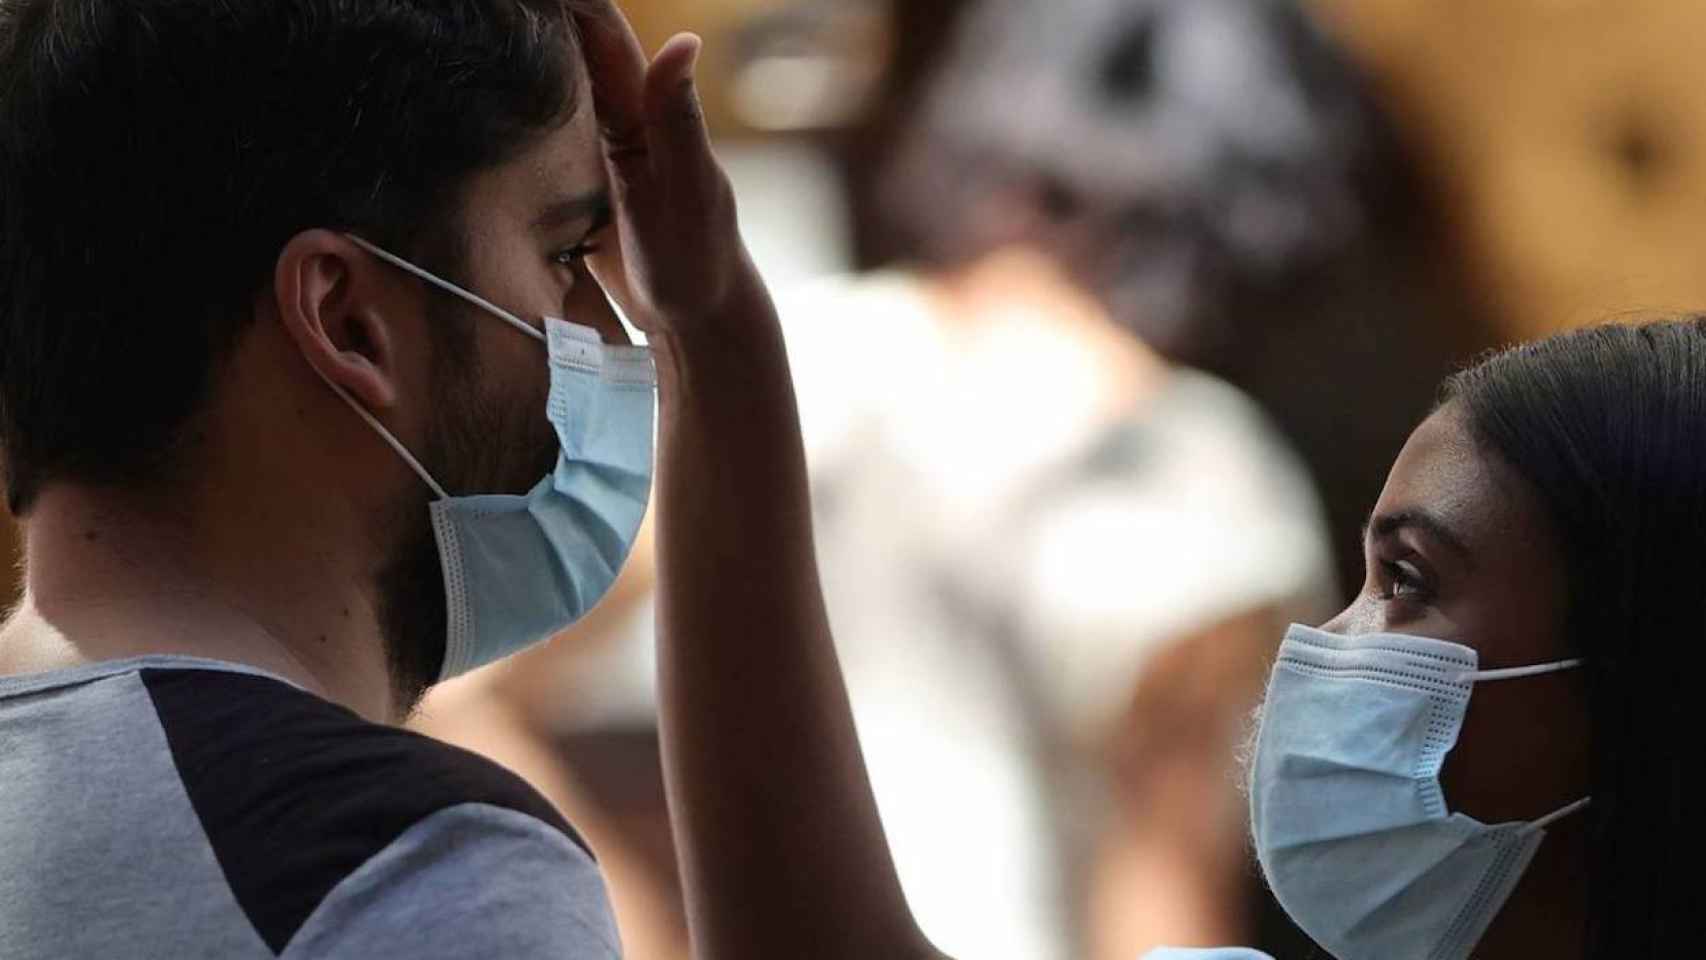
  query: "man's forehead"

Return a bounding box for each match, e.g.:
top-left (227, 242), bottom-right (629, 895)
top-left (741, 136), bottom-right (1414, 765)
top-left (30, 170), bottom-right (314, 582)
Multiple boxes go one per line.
top-left (521, 88), bottom-right (606, 187)
top-left (466, 98), bottom-right (607, 222)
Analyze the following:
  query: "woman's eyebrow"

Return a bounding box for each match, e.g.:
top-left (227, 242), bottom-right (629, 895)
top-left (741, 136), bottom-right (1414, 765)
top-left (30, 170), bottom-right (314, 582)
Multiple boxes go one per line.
top-left (1365, 509), bottom-right (1475, 564)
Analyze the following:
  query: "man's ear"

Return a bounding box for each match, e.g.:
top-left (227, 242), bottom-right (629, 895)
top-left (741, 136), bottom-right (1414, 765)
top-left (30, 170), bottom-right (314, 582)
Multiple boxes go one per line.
top-left (273, 229), bottom-right (401, 411)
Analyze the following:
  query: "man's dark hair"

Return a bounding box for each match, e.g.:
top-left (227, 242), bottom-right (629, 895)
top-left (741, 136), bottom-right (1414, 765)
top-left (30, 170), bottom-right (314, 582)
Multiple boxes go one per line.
top-left (1444, 317), bottom-right (1705, 959)
top-left (0, 0), bottom-right (585, 514)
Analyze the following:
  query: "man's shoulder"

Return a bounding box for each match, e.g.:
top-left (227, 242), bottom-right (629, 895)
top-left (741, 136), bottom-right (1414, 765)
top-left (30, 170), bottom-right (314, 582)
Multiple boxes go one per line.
top-left (139, 666), bottom-right (600, 953)
top-left (141, 666), bottom-right (586, 848)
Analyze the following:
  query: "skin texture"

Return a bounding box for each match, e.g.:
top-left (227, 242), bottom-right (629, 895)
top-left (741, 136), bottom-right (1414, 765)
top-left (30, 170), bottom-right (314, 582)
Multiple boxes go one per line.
top-left (1317, 403), bottom-right (1592, 959)
top-left (0, 53), bottom-right (623, 725)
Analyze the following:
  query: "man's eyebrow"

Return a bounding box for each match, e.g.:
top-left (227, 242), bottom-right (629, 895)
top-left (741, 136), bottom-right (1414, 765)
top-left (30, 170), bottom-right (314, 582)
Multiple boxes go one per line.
top-left (1364, 509), bottom-right (1474, 562)
top-left (532, 188), bottom-right (611, 232)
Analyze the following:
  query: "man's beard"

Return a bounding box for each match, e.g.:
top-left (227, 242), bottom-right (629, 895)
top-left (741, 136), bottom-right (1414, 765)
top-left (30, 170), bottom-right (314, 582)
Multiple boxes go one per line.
top-left (375, 324), bottom-right (557, 717)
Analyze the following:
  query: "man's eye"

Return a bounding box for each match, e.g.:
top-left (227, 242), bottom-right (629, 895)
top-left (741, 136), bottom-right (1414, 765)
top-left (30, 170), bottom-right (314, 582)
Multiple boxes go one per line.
top-left (552, 242), bottom-right (601, 267)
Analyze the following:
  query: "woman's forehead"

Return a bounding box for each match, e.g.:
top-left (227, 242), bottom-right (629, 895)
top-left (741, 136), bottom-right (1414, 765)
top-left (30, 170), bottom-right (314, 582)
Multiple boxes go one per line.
top-left (1374, 404), bottom-right (1547, 554)
top-left (1375, 404), bottom-right (1571, 662)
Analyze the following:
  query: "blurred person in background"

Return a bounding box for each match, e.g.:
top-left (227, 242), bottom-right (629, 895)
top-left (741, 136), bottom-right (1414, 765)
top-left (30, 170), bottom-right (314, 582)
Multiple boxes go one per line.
top-left (850, 0), bottom-right (1498, 602)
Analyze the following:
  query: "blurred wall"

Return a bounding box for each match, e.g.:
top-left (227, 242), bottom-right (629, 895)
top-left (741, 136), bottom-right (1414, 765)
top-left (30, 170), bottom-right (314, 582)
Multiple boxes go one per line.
top-left (1315, 0), bottom-right (1706, 341)
top-left (620, 0), bottom-right (818, 138)
top-left (618, 0), bottom-right (786, 134)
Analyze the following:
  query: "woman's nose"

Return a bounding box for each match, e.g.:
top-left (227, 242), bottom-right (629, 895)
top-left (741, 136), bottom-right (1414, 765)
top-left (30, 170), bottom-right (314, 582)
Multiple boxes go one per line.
top-left (1317, 608), bottom-right (1351, 634)
top-left (1317, 597), bottom-right (1378, 636)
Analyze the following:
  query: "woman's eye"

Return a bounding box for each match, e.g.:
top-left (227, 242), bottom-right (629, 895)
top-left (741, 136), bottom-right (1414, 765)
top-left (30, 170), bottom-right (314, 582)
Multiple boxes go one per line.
top-left (1379, 560), bottom-right (1428, 600)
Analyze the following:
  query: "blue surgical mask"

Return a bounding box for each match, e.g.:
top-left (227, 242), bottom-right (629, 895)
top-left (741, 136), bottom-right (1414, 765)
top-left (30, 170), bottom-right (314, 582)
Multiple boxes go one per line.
top-left (327, 236), bottom-right (656, 681)
top-left (1250, 624), bottom-right (1589, 960)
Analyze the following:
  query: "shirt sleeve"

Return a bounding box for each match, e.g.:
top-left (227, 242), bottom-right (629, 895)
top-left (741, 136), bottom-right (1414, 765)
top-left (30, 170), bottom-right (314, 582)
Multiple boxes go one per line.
top-left (280, 802), bottom-right (622, 959)
top-left (1142, 949), bottom-right (1275, 960)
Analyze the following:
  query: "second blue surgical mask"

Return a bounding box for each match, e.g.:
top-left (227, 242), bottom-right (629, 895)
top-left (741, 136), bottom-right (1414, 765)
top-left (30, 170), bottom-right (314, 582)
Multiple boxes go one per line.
top-left (1249, 624), bottom-right (1589, 960)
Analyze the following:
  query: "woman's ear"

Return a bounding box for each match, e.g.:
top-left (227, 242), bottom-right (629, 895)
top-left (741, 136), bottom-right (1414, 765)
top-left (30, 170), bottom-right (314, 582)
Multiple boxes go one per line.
top-left (273, 229), bottom-right (401, 411)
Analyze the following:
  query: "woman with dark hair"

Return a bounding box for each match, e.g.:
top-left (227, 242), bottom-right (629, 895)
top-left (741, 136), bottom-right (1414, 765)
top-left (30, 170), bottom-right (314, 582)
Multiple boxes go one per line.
top-left (1229, 318), bottom-right (1704, 960)
top-left (1414, 321), bottom-right (1701, 958)
top-left (647, 293), bottom-right (1701, 958)
top-left (560, 7), bottom-right (1690, 958)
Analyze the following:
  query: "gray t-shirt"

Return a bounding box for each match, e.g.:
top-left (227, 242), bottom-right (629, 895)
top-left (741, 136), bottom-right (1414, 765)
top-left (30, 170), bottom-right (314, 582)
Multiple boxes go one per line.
top-left (0, 657), bottom-right (619, 958)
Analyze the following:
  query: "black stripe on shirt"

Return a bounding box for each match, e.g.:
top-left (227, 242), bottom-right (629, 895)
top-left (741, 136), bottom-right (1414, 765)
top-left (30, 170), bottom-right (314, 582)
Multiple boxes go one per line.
top-left (141, 668), bottom-right (592, 954)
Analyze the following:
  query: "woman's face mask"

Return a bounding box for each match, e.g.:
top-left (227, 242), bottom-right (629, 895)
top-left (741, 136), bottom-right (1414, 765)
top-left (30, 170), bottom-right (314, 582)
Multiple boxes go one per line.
top-left (1247, 623), bottom-right (1587, 960)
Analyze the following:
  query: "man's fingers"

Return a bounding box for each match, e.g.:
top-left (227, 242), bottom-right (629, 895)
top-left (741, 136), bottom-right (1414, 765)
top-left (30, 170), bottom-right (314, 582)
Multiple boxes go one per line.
top-left (574, 0), bottom-right (651, 166)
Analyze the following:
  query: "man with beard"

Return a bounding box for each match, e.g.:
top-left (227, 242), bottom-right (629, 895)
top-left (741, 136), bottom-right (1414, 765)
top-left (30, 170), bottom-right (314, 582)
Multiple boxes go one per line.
top-left (0, 1), bottom-right (764, 956)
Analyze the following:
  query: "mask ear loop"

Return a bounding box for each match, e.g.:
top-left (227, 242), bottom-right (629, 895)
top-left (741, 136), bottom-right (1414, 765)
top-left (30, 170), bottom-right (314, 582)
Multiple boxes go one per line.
top-left (330, 233), bottom-right (553, 500)
top-left (1448, 658), bottom-right (1592, 831)
top-left (318, 375), bottom-right (451, 501)
top-left (1531, 796), bottom-right (1592, 830)
top-left (344, 234), bottom-right (547, 344)
top-left (1453, 658), bottom-right (1585, 684)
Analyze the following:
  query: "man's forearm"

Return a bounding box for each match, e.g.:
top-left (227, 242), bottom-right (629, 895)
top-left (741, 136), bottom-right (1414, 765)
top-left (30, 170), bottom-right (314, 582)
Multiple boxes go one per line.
top-left (650, 316), bottom-right (941, 960)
